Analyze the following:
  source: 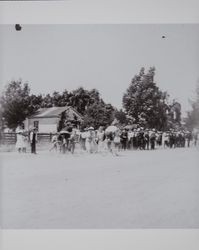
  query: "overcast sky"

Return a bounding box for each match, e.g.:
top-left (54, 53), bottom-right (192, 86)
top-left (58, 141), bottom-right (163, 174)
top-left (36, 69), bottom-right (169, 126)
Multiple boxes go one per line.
top-left (0, 24), bottom-right (199, 115)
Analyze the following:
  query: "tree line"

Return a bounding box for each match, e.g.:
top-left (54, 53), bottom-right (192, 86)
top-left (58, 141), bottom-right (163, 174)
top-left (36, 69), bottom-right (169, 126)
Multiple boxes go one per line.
top-left (0, 67), bottom-right (192, 131)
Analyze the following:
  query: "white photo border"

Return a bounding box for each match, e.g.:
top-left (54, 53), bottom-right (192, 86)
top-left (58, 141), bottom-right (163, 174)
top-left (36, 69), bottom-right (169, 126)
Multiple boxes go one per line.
top-left (0, 0), bottom-right (199, 249)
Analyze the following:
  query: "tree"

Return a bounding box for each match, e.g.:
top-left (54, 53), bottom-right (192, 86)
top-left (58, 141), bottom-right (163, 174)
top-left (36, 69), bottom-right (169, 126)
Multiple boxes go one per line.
top-left (83, 102), bottom-right (115, 129)
top-left (167, 100), bottom-right (182, 129)
top-left (38, 87), bottom-right (103, 115)
top-left (185, 83), bottom-right (199, 130)
top-left (52, 91), bottom-right (63, 107)
top-left (114, 109), bottom-right (128, 125)
top-left (0, 80), bottom-right (39, 129)
top-left (67, 87), bottom-right (90, 114)
top-left (41, 94), bottom-right (53, 108)
top-left (123, 67), bottom-right (169, 130)
top-left (28, 94), bottom-right (43, 113)
top-left (68, 87), bottom-right (102, 115)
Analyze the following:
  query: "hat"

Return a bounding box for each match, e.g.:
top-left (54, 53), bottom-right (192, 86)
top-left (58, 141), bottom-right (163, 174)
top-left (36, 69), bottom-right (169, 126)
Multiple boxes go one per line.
top-left (88, 126), bottom-right (94, 130)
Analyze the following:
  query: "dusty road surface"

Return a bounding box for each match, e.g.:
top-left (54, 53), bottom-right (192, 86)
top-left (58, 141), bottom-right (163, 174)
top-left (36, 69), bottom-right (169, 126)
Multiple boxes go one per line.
top-left (1, 147), bottom-right (199, 228)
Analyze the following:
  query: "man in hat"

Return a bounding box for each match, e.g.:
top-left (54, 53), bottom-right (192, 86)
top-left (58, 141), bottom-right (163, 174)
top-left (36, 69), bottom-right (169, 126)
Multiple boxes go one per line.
top-left (30, 127), bottom-right (38, 154)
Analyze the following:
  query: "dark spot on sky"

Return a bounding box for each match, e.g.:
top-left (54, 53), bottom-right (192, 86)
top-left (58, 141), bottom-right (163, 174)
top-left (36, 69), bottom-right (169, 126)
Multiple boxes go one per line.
top-left (15, 24), bottom-right (22, 31)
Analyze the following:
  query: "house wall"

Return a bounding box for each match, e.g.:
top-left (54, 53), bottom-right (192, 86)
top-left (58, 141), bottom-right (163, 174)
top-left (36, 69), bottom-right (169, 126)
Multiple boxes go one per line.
top-left (23, 107), bottom-right (83, 133)
top-left (25, 117), bottom-right (59, 133)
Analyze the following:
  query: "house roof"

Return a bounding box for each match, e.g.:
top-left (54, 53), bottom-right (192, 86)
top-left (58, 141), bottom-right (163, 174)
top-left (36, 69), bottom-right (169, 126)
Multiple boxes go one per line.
top-left (29, 106), bottom-right (83, 120)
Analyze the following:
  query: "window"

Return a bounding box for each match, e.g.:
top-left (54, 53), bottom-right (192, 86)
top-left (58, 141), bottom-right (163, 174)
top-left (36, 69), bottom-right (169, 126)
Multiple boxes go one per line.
top-left (33, 121), bottom-right (39, 130)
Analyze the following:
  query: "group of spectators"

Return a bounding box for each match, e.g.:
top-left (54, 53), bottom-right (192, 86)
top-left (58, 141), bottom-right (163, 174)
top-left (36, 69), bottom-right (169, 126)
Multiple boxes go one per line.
top-left (49, 125), bottom-right (198, 155)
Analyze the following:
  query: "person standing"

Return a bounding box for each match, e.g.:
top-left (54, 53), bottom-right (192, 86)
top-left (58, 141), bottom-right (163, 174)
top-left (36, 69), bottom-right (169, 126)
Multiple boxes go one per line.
top-left (91, 129), bottom-right (98, 153)
top-left (156, 132), bottom-right (162, 147)
top-left (185, 131), bottom-right (191, 147)
top-left (16, 130), bottom-right (23, 153)
top-left (15, 126), bottom-right (26, 153)
top-left (128, 129), bottom-right (134, 149)
top-left (144, 129), bottom-right (150, 150)
top-left (22, 131), bottom-right (28, 153)
top-left (30, 127), bottom-right (38, 154)
top-left (50, 133), bottom-right (58, 152)
top-left (163, 131), bottom-right (169, 148)
top-left (80, 128), bottom-right (88, 151)
top-left (120, 129), bottom-right (128, 150)
top-left (138, 127), bottom-right (145, 150)
top-left (132, 129), bottom-right (138, 150)
top-left (150, 129), bottom-right (156, 150)
top-left (113, 130), bottom-right (121, 156)
top-left (96, 126), bottom-right (105, 153)
top-left (69, 128), bottom-right (79, 154)
top-left (193, 131), bottom-right (198, 146)
top-left (85, 127), bottom-right (95, 153)
top-left (105, 131), bottom-right (114, 154)
top-left (169, 130), bottom-right (175, 148)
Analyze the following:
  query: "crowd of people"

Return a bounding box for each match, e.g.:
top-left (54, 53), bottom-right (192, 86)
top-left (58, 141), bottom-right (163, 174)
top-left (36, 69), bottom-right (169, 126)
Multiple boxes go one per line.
top-left (15, 124), bottom-right (198, 155)
top-left (47, 125), bottom-right (198, 156)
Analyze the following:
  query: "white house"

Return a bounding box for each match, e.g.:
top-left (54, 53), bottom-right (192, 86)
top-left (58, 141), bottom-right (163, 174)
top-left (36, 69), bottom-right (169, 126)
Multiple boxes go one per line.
top-left (24, 106), bottom-right (83, 133)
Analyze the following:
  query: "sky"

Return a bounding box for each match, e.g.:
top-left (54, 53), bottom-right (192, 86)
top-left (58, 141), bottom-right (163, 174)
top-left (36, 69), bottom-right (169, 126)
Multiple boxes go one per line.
top-left (0, 24), bottom-right (199, 115)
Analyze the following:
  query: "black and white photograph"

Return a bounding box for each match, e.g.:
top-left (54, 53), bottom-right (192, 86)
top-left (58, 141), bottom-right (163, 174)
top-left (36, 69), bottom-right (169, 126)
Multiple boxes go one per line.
top-left (0, 23), bottom-right (199, 230)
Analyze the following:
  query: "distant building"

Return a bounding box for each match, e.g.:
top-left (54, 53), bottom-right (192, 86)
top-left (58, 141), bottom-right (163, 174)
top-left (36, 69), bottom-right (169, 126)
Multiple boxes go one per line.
top-left (24, 106), bottom-right (83, 133)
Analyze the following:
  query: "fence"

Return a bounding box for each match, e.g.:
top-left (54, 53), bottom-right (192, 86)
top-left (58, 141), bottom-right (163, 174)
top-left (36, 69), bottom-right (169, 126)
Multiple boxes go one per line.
top-left (0, 132), bottom-right (54, 145)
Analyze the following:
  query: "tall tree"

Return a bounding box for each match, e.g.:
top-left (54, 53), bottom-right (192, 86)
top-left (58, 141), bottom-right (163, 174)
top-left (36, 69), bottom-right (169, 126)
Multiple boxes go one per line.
top-left (41, 94), bottom-right (53, 108)
top-left (114, 109), bottom-right (129, 125)
top-left (83, 102), bottom-right (115, 129)
top-left (167, 100), bottom-right (182, 129)
top-left (0, 80), bottom-right (38, 129)
top-left (67, 87), bottom-right (102, 115)
top-left (185, 83), bottom-right (199, 130)
top-left (123, 67), bottom-right (169, 130)
top-left (68, 87), bottom-right (91, 114)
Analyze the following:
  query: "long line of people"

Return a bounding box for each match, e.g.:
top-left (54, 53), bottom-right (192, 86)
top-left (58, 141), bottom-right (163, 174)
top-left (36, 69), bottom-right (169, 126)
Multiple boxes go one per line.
top-left (50, 125), bottom-right (198, 155)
